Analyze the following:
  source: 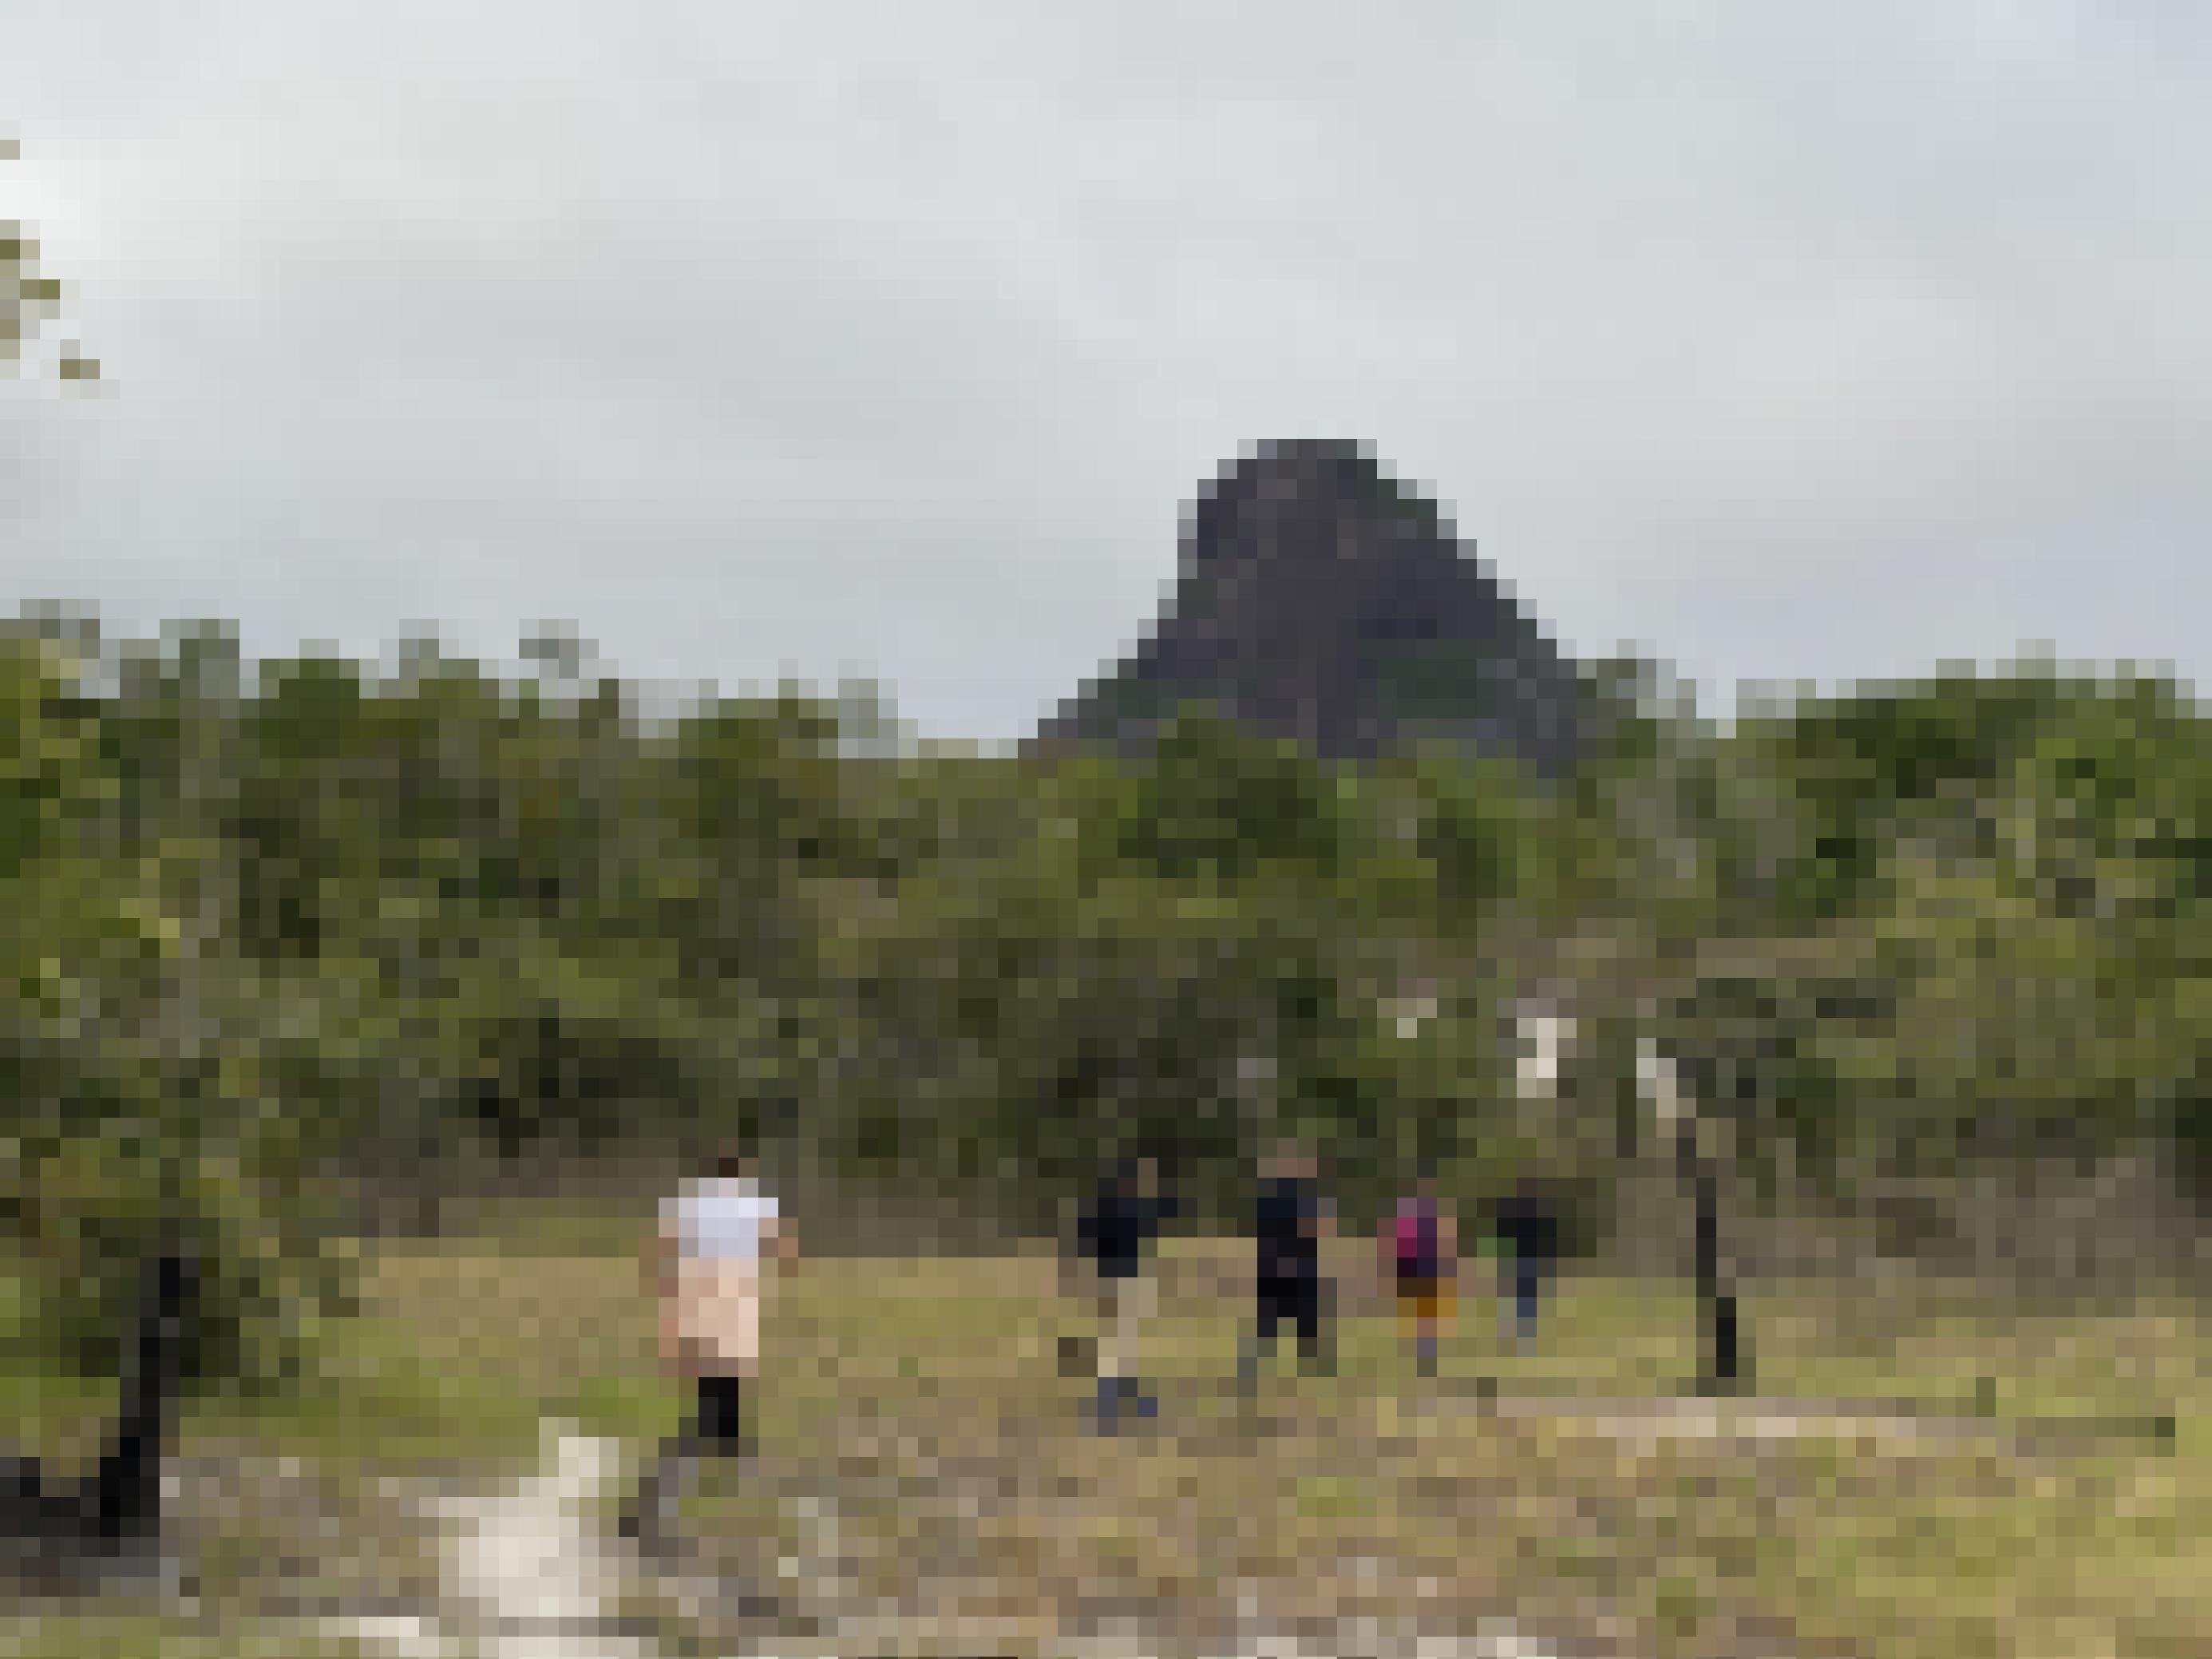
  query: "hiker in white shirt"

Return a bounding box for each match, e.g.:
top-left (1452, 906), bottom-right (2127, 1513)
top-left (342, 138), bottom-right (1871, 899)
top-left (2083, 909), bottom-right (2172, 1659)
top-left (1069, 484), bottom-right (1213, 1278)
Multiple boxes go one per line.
top-left (622, 1140), bottom-right (797, 1547)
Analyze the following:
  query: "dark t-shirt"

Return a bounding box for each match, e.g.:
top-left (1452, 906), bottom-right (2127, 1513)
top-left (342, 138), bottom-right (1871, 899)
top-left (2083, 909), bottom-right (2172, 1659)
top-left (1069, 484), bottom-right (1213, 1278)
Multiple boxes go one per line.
top-left (1495, 1194), bottom-right (1560, 1268)
top-left (1078, 1182), bottom-right (1177, 1279)
top-left (1254, 1175), bottom-right (1324, 1289)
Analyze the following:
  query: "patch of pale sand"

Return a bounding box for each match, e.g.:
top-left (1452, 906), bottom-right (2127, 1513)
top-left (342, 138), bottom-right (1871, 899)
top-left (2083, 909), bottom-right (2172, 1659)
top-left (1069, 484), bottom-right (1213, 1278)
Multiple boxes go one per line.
top-left (815, 1625), bottom-right (1563, 1659)
top-left (339, 1420), bottom-right (658, 1659)
top-left (1190, 1630), bottom-right (1563, 1659)
top-left (1578, 1402), bottom-right (1953, 1451)
top-left (1464, 1388), bottom-right (2165, 1455)
top-left (334, 1610), bottom-right (457, 1658)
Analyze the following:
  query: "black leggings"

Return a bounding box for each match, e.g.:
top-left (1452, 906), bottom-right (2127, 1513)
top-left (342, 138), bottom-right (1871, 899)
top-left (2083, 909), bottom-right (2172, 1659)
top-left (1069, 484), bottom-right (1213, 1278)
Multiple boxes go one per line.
top-left (1253, 1281), bottom-right (1324, 1358)
top-left (693, 1374), bottom-right (749, 1454)
top-left (624, 1373), bottom-right (750, 1535)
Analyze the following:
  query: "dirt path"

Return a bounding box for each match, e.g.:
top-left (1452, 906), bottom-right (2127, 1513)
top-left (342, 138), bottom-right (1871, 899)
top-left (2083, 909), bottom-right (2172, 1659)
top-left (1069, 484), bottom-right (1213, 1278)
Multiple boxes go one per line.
top-left (267, 1386), bottom-right (2164, 1659)
top-left (319, 1415), bottom-right (1581, 1659)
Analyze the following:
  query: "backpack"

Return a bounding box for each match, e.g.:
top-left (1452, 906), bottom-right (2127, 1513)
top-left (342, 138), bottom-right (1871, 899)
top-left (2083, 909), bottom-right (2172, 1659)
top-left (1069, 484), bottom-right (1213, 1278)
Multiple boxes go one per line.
top-left (1393, 1198), bottom-right (1439, 1271)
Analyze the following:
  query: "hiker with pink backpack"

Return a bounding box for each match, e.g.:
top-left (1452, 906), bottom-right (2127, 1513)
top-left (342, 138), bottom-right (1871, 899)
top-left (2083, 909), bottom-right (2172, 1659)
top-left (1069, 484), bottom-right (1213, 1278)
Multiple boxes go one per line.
top-left (1380, 1165), bottom-right (1458, 1379)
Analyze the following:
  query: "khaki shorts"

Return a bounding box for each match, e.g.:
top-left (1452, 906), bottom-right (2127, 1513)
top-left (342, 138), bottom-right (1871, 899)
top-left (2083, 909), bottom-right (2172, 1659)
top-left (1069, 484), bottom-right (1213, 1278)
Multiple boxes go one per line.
top-left (1094, 1273), bottom-right (1155, 1378)
top-left (663, 1258), bottom-right (763, 1376)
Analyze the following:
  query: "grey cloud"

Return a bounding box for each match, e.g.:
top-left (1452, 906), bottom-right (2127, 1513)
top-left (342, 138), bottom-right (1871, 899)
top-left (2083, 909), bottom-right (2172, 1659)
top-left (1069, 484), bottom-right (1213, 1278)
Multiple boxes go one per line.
top-left (3, 1), bottom-right (2210, 737)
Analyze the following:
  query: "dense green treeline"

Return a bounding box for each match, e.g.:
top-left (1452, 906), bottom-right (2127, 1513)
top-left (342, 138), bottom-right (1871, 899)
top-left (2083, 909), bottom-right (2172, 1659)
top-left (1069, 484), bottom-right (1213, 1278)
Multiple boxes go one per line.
top-left (3, 613), bottom-right (2208, 1387)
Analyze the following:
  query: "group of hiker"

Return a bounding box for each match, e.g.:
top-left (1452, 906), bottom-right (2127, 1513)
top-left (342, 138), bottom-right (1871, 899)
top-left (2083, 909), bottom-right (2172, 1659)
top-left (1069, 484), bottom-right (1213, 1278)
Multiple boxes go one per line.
top-left (1074, 1140), bottom-right (1561, 1432)
top-left (621, 1136), bottom-right (1563, 1542)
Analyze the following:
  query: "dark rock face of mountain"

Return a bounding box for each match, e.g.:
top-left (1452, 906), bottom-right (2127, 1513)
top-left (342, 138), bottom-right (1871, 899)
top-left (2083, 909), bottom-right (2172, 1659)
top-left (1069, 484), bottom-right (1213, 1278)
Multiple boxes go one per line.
top-left (1040, 438), bottom-right (1587, 776)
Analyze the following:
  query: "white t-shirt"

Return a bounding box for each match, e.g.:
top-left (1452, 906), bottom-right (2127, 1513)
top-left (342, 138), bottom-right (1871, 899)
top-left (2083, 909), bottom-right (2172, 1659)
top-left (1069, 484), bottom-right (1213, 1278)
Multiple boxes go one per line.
top-left (669, 1176), bottom-right (778, 1263)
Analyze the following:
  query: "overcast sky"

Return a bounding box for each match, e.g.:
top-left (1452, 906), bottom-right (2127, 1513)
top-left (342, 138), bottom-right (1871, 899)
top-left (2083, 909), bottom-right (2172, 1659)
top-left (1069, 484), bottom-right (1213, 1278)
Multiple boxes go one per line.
top-left (5, 2), bottom-right (2210, 743)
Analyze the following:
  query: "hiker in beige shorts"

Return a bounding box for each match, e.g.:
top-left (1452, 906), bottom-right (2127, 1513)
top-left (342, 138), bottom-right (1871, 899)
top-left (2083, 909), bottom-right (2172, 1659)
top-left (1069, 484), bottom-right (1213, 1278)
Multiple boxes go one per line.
top-left (621, 1140), bottom-right (797, 1546)
top-left (1072, 1154), bottom-right (1177, 1431)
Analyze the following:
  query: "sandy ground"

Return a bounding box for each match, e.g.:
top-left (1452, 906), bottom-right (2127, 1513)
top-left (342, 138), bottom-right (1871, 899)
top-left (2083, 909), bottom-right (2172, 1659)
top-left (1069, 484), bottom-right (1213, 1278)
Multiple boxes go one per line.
top-left (19, 1388), bottom-right (2147, 1658)
top-left (320, 1417), bottom-right (1584, 1659)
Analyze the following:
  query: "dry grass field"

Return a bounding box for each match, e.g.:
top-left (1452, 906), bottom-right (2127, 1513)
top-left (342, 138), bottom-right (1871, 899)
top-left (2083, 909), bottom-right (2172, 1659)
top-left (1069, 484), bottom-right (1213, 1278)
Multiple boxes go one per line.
top-left (2, 1215), bottom-right (2203, 1658)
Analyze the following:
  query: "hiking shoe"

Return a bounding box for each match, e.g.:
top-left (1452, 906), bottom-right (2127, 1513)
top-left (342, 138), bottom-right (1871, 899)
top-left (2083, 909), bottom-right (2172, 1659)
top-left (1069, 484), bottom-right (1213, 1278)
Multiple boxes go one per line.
top-left (617, 1501), bottom-right (671, 1558)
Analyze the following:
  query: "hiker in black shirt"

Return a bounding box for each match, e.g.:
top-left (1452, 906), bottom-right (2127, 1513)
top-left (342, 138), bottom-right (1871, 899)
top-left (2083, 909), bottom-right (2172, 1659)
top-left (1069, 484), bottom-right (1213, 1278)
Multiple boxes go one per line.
top-left (1074, 1154), bottom-right (1176, 1431)
top-left (1494, 1174), bottom-right (1561, 1352)
top-left (1237, 1142), bottom-right (1336, 1392)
